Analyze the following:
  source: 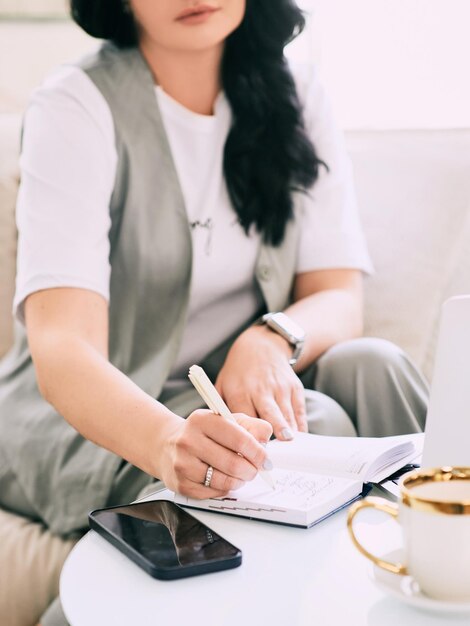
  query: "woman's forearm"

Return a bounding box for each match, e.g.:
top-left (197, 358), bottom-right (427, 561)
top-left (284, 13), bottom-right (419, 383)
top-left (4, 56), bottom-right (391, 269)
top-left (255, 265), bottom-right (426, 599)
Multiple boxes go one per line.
top-left (24, 289), bottom-right (272, 499)
top-left (284, 287), bottom-right (363, 372)
top-left (33, 332), bottom-right (182, 478)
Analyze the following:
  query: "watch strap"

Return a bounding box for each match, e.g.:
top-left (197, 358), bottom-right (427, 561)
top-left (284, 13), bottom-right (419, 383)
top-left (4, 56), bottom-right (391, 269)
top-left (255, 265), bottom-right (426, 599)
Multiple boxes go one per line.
top-left (256, 312), bottom-right (305, 366)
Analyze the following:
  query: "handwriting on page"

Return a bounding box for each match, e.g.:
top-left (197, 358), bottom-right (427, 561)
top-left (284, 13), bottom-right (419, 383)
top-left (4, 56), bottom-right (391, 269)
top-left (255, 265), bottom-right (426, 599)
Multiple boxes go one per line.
top-left (223, 470), bottom-right (339, 511)
top-left (271, 472), bottom-right (336, 508)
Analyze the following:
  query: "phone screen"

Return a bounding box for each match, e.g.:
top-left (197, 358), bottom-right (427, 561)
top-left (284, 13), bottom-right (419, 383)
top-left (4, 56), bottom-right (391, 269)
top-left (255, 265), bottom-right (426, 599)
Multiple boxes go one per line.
top-left (90, 500), bottom-right (241, 571)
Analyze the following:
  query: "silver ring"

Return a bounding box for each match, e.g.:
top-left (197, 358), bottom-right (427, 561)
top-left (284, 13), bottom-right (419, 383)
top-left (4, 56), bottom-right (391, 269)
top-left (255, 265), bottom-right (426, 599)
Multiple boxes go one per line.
top-left (204, 465), bottom-right (214, 488)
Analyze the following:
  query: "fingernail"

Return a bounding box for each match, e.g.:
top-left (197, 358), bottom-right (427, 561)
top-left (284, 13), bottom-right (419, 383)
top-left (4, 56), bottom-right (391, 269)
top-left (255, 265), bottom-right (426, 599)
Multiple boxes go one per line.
top-left (262, 457), bottom-right (273, 471)
top-left (281, 427), bottom-right (294, 440)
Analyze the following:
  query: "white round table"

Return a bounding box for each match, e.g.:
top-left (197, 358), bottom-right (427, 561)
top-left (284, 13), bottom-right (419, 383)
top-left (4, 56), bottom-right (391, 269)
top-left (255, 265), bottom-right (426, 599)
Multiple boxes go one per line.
top-left (61, 489), bottom-right (469, 626)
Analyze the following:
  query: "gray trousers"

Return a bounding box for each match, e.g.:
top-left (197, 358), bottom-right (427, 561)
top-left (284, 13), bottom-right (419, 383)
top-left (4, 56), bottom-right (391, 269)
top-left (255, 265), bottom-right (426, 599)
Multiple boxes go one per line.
top-left (0, 337), bottom-right (429, 626)
top-left (305, 337), bottom-right (428, 437)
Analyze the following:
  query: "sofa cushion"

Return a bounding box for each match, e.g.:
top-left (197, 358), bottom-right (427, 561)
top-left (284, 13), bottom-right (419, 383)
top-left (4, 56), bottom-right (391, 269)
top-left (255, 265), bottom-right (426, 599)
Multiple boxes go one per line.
top-left (348, 129), bottom-right (470, 380)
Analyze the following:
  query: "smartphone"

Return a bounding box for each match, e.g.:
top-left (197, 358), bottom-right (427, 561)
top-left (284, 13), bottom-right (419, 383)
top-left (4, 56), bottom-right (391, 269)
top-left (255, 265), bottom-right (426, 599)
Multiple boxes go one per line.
top-left (88, 500), bottom-right (242, 580)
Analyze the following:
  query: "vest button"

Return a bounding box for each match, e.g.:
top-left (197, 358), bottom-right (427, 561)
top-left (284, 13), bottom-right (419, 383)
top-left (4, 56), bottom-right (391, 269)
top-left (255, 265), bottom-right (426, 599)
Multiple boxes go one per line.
top-left (257, 265), bottom-right (271, 281)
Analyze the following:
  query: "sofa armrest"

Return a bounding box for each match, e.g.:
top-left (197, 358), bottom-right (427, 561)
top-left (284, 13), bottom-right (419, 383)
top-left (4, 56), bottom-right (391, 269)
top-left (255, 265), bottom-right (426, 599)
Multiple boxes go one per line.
top-left (0, 113), bottom-right (21, 359)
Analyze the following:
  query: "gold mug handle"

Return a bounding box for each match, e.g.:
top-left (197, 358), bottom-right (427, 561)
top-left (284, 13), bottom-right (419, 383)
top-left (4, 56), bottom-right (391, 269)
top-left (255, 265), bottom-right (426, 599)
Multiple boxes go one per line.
top-left (347, 497), bottom-right (408, 575)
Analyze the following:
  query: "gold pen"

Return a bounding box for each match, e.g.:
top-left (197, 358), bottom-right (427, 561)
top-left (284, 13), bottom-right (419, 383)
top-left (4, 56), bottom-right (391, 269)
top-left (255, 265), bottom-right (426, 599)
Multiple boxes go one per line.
top-left (188, 365), bottom-right (275, 490)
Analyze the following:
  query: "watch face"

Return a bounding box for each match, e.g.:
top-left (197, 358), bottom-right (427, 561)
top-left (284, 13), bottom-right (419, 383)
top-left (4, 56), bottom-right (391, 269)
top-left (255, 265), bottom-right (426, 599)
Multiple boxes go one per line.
top-left (268, 312), bottom-right (305, 342)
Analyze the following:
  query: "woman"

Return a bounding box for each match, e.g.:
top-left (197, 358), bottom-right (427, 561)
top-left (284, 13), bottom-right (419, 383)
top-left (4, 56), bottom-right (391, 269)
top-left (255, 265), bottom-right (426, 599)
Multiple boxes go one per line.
top-left (0, 1), bottom-right (429, 624)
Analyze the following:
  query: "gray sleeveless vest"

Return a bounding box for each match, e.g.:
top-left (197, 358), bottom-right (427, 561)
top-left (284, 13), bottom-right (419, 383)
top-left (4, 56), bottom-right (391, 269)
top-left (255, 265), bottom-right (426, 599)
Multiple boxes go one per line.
top-left (0, 43), bottom-right (300, 534)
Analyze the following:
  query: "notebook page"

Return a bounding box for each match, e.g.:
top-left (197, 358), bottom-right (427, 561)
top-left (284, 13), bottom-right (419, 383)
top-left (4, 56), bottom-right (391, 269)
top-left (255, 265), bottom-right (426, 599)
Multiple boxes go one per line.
top-left (222, 469), bottom-right (353, 511)
top-left (174, 469), bottom-right (361, 526)
top-left (267, 433), bottom-right (423, 481)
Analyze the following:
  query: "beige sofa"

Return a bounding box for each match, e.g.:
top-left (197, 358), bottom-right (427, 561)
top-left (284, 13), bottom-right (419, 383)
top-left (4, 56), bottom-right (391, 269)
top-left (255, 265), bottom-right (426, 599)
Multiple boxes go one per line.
top-left (1, 118), bottom-right (470, 379)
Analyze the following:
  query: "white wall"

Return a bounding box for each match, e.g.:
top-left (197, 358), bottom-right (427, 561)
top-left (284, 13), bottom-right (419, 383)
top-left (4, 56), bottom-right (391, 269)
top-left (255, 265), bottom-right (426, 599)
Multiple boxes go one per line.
top-left (308, 0), bottom-right (470, 130)
top-left (0, 0), bottom-right (66, 16)
top-left (0, 21), bottom-right (96, 113)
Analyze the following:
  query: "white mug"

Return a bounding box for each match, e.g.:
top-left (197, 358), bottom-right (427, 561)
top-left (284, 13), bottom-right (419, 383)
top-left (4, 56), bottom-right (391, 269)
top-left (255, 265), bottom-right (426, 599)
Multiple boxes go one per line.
top-left (347, 466), bottom-right (470, 602)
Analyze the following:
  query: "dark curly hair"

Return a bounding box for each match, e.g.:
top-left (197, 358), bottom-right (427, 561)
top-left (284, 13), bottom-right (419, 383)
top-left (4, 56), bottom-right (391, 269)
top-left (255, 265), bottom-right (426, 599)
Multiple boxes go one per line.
top-left (70, 0), bottom-right (325, 245)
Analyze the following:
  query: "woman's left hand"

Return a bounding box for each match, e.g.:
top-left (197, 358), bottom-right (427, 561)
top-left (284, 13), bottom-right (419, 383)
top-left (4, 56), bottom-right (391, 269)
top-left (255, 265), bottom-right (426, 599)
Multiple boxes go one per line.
top-left (215, 326), bottom-right (308, 440)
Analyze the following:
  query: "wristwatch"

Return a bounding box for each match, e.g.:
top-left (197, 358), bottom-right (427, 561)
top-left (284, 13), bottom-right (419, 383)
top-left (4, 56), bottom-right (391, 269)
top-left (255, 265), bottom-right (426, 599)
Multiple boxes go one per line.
top-left (256, 312), bottom-right (306, 366)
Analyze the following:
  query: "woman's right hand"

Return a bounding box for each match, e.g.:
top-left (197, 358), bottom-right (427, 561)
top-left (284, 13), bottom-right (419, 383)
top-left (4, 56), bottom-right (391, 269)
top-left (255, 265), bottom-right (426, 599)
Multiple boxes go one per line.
top-left (156, 409), bottom-right (273, 499)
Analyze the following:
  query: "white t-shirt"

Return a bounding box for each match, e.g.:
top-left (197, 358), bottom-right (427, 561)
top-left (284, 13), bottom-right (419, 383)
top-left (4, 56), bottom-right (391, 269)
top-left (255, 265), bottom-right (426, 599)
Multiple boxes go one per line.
top-left (14, 61), bottom-right (373, 386)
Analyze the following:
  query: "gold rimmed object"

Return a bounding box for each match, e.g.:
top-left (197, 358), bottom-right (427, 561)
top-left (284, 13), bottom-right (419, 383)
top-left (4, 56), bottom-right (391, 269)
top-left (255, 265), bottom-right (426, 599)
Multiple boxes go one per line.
top-left (347, 466), bottom-right (470, 576)
top-left (401, 466), bottom-right (470, 515)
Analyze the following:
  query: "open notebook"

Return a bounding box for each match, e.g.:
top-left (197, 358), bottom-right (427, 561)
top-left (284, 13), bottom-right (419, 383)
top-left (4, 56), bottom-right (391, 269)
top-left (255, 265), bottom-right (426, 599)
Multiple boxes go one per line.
top-left (173, 432), bottom-right (424, 528)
